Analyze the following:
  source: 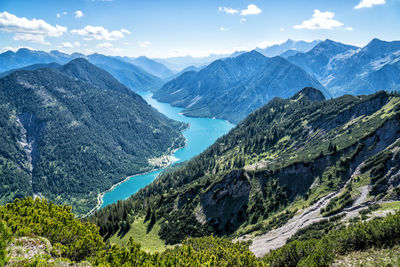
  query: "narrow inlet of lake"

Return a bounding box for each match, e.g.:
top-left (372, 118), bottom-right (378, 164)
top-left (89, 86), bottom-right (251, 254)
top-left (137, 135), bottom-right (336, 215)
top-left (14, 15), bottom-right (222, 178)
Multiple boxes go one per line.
top-left (100, 91), bottom-right (235, 208)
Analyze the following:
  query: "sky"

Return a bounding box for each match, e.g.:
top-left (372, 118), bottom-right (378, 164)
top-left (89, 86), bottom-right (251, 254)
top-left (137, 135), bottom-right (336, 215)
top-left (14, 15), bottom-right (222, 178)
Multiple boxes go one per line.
top-left (0, 0), bottom-right (399, 58)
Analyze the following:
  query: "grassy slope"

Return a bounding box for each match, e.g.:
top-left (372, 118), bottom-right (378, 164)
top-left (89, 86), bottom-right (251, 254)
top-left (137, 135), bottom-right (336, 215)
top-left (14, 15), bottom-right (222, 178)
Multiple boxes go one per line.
top-left (108, 217), bottom-right (171, 253)
top-left (333, 245), bottom-right (400, 266)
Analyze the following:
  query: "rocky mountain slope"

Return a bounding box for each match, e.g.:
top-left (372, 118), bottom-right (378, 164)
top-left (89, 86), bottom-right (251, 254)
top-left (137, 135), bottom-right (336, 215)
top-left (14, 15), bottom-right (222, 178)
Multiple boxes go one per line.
top-left (288, 38), bottom-right (400, 96)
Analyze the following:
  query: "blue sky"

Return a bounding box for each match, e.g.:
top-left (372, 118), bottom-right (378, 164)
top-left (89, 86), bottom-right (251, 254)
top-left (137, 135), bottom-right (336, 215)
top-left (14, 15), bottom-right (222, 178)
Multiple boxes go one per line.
top-left (0, 0), bottom-right (399, 58)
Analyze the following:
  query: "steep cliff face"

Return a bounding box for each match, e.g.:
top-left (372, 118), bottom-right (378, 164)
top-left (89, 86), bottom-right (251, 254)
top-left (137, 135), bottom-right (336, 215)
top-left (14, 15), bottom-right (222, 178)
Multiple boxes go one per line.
top-left (200, 170), bottom-right (251, 234)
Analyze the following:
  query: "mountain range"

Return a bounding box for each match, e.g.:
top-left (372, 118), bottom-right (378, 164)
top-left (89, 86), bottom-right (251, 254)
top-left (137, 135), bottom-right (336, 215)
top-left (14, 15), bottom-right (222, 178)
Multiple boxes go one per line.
top-left (154, 50), bottom-right (326, 123)
top-left (255, 39), bottom-right (321, 57)
top-left (0, 49), bottom-right (169, 92)
top-left (287, 38), bottom-right (400, 96)
top-left (0, 58), bottom-right (186, 215)
top-left (121, 56), bottom-right (175, 79)
top-left (1, 37), bottom-right (400, 265)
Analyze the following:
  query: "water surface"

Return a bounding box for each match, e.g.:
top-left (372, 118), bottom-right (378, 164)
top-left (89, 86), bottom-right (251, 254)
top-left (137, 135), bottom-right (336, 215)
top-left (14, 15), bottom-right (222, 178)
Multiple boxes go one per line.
top-left (100, 91), bottom-right (234, 207)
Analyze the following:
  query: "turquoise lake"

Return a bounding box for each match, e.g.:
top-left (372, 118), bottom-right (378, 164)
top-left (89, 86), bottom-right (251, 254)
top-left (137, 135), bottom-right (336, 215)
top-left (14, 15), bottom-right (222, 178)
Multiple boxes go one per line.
top-left (100, 91), bottom-right (235, 208)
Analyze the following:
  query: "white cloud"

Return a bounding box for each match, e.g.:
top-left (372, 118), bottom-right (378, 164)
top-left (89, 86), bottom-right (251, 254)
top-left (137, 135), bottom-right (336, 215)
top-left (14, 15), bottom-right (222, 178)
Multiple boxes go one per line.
top-left (220, 27), bottom-right (229, 32)
top-left (240, 18), bottom-right (246, 24)
top-left (120, 28), bottom-right (131, 34)
top-left (109, 47), bottom-right (123, 53)
top-left (139, 41), bottom-right (151, 48)
top-left (0, 11), bottom-right (67, 44)
top-left (71, 25), bottom-right (130, 40)
top-left (84, 48), bottom-right (93, 54)
top-left (218, 6), bottom-right (239, 15)
top-left (58, 41), bottom-right (80, 49)
top-left (75, 10), bottom-right (84, 18)
top-left (293, 9), bottom-right (344, 30)
top-left (57, 11), bottom-right (67, 18)
top-left (280, 28), bottom-right (285, 32)
top-left (346, 27), bottom-right (354, 31)
top-left (96, 42), bottom-right (113, 48)
top-left (354, 0), bottom-right (385, 9)
top-left (241, 4), bottom-right (262, 16)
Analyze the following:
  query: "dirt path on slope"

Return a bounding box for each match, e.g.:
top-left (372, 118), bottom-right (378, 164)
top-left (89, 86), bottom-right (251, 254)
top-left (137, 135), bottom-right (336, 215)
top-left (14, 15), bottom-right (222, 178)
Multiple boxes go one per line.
top-left (242, 183), bottom-right (372, 257)
top-left (242, 191), bottom-right (337, 257)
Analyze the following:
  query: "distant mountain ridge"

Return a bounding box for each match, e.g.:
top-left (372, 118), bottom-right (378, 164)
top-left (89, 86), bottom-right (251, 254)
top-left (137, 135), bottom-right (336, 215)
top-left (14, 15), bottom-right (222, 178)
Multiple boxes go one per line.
top-left (154, 50), bottom-right (326, 123)
top-left (125, 56), bottom-right (175, 79)
top-left (256, 39), bottom-right (321, 57)
top-left (0, 48), bottom-right (164, 92)
top-left (287, 38), bottom-right (400, 96)
top-left (87, 53), bottom-right (163, 92)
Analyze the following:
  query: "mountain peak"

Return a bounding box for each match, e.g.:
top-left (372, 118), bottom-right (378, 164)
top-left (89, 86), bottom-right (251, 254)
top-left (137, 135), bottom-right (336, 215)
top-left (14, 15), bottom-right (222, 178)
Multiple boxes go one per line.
top-left (235, 50), bottom-right (265, 60)
top-left (362, 38), bottom-right (400, 56)
top-left (58, 58), bottom-right (133, 95)
top-left (16, 48), bottom-right (33, 54)
top-left (291, 87), bottom-right (326, 102)
top-left (369, 38), bottom-right (384, 44)
top-left (364, 38), bottom-right (386, 49)
top-left (61, 58), bottom-right (94, 70)
top-left (309, 39), bottom-right (359, 56)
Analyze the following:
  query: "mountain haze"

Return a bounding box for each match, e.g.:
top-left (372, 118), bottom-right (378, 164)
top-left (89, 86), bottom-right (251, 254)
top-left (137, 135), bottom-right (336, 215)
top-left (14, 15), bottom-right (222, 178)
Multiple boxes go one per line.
top-left (127, 56), bottom-right (174, 79)
top-left (256, 39), bottom-right (321, 57)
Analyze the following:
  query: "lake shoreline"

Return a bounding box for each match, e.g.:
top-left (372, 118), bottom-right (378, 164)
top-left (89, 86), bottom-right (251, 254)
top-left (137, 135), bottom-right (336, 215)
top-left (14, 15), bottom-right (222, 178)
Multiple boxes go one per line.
top-left (82, 142), bottom-right (187, 218)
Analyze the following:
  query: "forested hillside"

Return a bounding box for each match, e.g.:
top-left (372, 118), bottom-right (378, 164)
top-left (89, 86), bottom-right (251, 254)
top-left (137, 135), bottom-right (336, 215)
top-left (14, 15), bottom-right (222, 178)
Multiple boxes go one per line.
top-left (92, 88), bottom-right (400, 249)
top-left (0, 60), bottom-right (186, 215)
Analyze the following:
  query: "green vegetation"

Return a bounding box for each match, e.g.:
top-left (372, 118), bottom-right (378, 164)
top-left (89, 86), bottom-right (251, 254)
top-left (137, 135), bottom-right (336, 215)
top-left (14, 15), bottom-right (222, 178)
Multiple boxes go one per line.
top-left (379, 201), bottom-right (400, 211)
top-left (0, 197), bottom-right (104, 262)
top-left (0, 198), bottom-right (263, 266)
top-left (286, 214), bottom-right (345, 243)
top-left (321, 185), bottom-right (353, 216)
top-left (333, 245), bottom-right (400, 266)
top-left (2, 198), bottom-right (400, 266)
top-left (264, 211), bottom-right (400, 266)
top-left (92, 89), bottom-right (400, 246)
top-left (108, 217), bottom-right (169, 253)
top-left (0, 60), bottom-right (186, 215)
